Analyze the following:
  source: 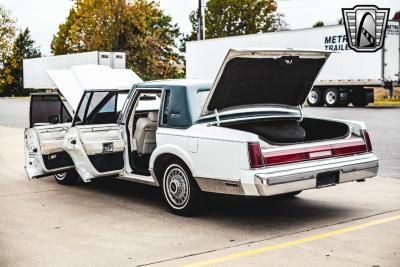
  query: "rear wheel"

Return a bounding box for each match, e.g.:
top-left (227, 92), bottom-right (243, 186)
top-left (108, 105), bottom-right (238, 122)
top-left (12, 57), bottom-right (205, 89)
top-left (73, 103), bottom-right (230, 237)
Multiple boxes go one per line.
top-left (54, 170), bottom-right (79, 185)
top-left (161, 159), bottom-right (202, 216)
top-left (307, 88), bottom-right (324, 107)
top-left (324, 88), bottom-right (340, 107)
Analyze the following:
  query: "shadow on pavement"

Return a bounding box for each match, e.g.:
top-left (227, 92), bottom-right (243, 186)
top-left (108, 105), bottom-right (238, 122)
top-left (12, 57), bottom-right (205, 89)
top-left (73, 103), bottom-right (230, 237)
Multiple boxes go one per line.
top-left (74, 176), bottom-right (353, 228)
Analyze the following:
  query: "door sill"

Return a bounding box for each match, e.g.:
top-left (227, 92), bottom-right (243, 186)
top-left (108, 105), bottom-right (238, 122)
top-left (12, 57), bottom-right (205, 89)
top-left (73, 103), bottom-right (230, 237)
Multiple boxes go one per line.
top-left (116, 173), bottom-right (158, 186)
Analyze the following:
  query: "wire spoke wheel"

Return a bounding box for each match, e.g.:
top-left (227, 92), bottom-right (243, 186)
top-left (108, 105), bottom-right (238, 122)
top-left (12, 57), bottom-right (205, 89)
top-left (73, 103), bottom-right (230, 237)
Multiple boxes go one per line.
top-left (163, 164), bottom-right (190, 209)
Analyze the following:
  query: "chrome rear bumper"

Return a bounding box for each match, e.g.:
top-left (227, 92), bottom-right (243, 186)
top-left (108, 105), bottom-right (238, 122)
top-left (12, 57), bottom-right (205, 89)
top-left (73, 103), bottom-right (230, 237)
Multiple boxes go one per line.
top-left (254, 153), bottom-right (378, 196)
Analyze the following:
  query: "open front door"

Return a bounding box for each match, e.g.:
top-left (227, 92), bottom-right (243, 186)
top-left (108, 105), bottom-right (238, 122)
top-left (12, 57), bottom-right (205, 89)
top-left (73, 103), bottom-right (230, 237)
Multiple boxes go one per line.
top-left (25, 93), bottom-right (74, 179)
top-left (63, 90), bottom-right (125, 182)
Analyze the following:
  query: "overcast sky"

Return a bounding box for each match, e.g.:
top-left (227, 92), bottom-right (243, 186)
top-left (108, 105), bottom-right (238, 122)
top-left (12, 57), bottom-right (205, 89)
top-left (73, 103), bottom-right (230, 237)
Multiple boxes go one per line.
top-left (1, 0), bottom-right (398, 55)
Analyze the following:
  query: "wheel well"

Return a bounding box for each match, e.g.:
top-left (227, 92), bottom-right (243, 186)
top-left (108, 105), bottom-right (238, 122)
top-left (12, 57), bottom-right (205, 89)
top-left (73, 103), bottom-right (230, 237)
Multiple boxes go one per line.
top-left (153, 153), bottom-right (191, 184)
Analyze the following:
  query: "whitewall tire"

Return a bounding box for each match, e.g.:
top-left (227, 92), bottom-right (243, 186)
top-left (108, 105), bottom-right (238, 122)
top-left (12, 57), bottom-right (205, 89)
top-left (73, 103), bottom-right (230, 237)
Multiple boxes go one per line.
top-left (161, 160), bottom-right (202, 216)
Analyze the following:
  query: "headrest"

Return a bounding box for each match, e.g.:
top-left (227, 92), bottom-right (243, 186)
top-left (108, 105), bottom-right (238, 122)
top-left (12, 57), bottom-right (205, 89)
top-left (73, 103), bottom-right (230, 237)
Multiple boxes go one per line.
top-left (148, 111), bottom-right (158, 122)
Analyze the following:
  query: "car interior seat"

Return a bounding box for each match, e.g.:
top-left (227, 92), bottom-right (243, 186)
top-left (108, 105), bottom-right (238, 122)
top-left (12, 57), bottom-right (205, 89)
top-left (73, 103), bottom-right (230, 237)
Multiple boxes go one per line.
top-left (133, 111), bottom-right (158, 155)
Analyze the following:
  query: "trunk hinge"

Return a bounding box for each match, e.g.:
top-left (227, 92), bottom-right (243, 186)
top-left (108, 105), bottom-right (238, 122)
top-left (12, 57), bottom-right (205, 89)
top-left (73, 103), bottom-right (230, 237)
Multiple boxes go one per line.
top-left (297, 105), bottom-right (304, 122)
top-left (214, 109), bottom-right (220, 126)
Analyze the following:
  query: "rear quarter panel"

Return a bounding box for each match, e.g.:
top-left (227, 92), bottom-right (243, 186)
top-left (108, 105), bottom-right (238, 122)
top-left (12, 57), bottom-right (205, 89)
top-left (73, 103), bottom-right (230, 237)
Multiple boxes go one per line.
top-left (151, 124), bottom-right (257, 181)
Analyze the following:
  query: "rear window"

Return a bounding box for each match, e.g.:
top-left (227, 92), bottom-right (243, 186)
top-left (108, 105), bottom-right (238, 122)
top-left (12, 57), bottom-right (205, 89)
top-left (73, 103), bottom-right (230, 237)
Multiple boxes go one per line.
top-left (197, 90), bottom-right (209, 109)
top-left (30, 94), bottom-right (72, 127)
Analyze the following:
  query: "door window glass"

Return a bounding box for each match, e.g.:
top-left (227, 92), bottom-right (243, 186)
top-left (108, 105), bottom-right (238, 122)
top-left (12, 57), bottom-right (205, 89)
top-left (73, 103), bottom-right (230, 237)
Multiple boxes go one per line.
top-left (74, 91), bottom-right (118, 125)
top-left (30, 94), bottom-right (72, 127)
top-left (75, 92), bottom-right (90, 124)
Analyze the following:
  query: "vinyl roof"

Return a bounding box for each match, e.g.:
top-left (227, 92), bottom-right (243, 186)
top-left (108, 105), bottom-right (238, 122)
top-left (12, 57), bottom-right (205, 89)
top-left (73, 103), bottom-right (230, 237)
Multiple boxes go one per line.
top-left (136, 79), bottom-right (212, 88)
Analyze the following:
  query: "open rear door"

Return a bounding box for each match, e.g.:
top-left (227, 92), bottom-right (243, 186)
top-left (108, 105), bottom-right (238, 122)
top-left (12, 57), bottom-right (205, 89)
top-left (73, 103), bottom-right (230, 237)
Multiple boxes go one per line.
top-left (25, 94), bottom-right (74, 179)
top-left (63, 90), bottom-right (125, 182)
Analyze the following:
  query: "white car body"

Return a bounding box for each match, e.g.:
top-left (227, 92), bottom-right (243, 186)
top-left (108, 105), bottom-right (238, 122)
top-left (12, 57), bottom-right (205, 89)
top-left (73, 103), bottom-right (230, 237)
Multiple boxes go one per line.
top-left (25, 49), bottom-right (378, 214)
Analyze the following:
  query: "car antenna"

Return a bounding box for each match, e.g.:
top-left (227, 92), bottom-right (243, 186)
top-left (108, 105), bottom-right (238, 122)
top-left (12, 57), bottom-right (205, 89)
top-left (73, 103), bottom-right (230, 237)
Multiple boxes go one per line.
top-left (214, 109), bottom-right (220, 126)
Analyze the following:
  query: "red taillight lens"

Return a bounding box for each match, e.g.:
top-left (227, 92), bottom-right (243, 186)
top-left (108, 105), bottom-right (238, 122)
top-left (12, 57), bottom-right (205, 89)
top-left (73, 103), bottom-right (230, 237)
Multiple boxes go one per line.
top-left (363, 130), bottom-right (373, 152)
top-left (248, 142), bottom-right (264, 168)
top-left (263, 141), bottom-right (367, 166)
top-left (331, 141), bottom-right (367, 155)
top-left (264, 148), bottom-right (308, 166)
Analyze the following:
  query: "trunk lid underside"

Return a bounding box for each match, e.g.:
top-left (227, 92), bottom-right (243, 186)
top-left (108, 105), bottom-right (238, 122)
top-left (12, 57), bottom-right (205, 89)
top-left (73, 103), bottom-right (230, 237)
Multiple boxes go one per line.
top-left (201, 49), bottom-right (330, 115)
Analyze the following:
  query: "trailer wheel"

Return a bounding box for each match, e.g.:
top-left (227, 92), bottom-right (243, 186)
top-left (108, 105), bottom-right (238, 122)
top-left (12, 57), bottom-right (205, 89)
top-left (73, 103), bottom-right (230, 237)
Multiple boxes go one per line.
top-left (307, 88), bottom-right (323, 107)
top-left (324, 88), bottom-right (340, 107)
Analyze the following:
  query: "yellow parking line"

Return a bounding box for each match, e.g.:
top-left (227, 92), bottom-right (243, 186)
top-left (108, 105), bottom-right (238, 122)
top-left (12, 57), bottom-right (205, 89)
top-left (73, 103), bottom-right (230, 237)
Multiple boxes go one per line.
top-left (181, 214), bottom-right (400, 267)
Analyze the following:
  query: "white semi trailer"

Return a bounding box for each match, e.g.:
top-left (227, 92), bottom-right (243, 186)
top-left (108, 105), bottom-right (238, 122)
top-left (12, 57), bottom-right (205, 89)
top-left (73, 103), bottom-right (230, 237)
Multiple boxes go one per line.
top-left (186, 21), bottom-right (400, 107)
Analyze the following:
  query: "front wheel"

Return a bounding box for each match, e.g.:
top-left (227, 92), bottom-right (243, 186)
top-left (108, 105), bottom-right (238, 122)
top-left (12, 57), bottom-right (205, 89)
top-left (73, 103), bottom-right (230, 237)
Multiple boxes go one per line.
top-left (161, 160), bottom-right (202, 216)
top-left (54, 170), bottom-right (80, 185)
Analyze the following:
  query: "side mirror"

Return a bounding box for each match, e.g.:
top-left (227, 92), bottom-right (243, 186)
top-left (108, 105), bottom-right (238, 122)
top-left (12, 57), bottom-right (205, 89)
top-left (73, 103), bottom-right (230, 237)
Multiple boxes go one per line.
top-left (48, 115), bottom-right (60, 124)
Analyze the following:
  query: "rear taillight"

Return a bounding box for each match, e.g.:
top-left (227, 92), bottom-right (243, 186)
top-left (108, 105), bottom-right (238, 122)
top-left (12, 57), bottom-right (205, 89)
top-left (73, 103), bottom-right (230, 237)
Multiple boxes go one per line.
top-left (248, 142), bottom-right (264, 168)
top-left (264, 148), bottom-right (308, 166)
top-left (263, 141), bottom-right (367, 167)
top-left (331, 141), bottom-right (367, 155)
top-left (363, 130), bottom-right (373, 152)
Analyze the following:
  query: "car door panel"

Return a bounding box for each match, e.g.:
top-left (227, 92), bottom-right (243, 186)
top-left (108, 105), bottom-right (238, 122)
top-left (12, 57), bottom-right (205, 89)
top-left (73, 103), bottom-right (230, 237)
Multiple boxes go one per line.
top-left (63, 124), bottom-right (124, 181)
top-left (25, 93), bottom-right (74, 179)
top-left (79, 125), bottom-right (125, 172)
top-left (61, 90), bottom-right (126, 181)
top-left (25, 124), bottom-right (74, 179)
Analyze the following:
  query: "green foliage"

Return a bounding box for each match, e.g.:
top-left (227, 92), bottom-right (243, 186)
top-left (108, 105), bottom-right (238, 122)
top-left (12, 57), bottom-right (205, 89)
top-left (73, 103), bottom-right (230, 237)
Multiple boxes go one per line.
top-left (0, 28), bottom-right (41, 96)
top-left (313, 21), bottom-right (324, 28)
top-left (51, 0), bottom-right (184, 80)
top-left (188, 0), bottom-right (286, 40)
top-left (0, 5), bottom-right (16, 67)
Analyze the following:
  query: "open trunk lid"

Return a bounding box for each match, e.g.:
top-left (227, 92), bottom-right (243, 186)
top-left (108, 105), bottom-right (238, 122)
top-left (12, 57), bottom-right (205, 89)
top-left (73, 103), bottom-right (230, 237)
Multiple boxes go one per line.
top-left (201, 49), bottom-right (330, 116)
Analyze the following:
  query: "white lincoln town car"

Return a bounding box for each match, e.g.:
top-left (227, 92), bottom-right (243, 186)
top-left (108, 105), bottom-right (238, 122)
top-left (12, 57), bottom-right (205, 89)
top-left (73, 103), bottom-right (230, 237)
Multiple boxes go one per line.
top-left (25, 49), bottom-right (378, 215)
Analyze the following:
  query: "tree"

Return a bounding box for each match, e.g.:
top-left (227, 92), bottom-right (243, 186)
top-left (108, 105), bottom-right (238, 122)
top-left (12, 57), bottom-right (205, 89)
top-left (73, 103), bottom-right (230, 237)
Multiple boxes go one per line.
top-left (0, 5), bottom-right (16, 67)
top-left (188, 0), bottom-right (287, 40)
top-left (313, 21), bottom-right (324, 28)
top-left (393, 11), bottom-right (400, 21)
top-left (51, 0), bottom-right (184, 80)
top-left (0, 28), bottom-right (41, 96)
